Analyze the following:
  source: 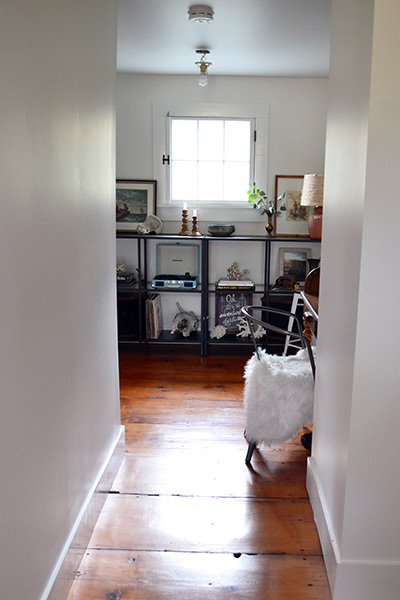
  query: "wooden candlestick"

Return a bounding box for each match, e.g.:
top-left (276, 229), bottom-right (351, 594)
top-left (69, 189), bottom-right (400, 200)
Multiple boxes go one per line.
top-left (178, 209), bottom-right (190, 235)
top-left (190, 215), bottom-right (201, 236)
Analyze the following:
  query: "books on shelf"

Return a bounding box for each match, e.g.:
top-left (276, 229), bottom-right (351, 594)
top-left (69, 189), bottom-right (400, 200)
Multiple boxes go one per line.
top-left (146, 293), bottom-right (163, 339)
top-left (216, 279), bottom-right (255, 290)
top-left (117, 272), bottom-right (136, 290)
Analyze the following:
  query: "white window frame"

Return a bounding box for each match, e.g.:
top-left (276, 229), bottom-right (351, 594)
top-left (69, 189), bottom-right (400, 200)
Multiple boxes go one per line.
top-left (153, 102), bottom-right (269, 223)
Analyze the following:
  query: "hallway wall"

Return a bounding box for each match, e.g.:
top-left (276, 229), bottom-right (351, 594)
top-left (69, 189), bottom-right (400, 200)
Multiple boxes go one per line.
top-left (0, 2), bottom-right (120, 599)
top-left (308, 0), bottom-right (400, 597)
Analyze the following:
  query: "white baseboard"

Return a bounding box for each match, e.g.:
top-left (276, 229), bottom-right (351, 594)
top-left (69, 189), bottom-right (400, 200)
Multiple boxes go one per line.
top-left (306, 456), bottom-right (339, 594)
top-left (307, 456), bottom-right (400, 600)
top-left (332, 560), bottom-right (400, 600)
top-left (43, 425), bottom-right (125, 600)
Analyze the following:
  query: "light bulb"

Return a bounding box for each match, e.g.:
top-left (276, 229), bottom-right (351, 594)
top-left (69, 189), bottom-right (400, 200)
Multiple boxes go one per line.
top-left (198, 72), bottom-right (208, 87)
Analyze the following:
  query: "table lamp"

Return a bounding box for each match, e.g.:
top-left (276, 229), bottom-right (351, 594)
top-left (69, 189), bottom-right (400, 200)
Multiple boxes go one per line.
top-left (301, 174), bottom-right (324, 239)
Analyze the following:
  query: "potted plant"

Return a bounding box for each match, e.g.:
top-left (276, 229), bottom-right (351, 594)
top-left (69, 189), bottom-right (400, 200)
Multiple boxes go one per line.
top-left (247, 185), bottom-right (279, 236)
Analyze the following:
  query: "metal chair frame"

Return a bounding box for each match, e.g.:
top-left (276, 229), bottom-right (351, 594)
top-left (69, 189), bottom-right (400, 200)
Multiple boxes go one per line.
top-left (241, 305), bottom-right (316, 464)
top-left (283, 292), bottom-right (304, 355)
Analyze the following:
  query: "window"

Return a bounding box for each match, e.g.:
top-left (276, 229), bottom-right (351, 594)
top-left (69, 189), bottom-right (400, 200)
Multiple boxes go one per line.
top-left (153, 102), bottom-right (269, 221)
top-left (169, 117), bottom-right (254, 204)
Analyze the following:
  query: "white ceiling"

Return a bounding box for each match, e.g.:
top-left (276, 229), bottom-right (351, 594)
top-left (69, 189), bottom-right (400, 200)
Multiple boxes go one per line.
top-left (117, 0), bottom-right (332, 77)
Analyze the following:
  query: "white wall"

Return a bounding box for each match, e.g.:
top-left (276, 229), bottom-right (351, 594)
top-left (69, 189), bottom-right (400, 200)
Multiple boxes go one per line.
top-left (307, 0), bottom-right (400, 597)
top-left (116, 73), bottom-right (328, 234)
top-left (116, 74), bottom-right (328, 327)
top-left (0, 2), bottom-right (120, 599)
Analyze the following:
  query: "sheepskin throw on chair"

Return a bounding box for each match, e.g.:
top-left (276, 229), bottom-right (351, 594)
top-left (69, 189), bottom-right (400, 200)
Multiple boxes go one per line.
top-left (243, 348), bottom-right (315, 447)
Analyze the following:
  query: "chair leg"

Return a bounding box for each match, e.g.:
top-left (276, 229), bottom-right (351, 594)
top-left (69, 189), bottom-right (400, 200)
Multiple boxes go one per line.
top-left (245, 441), bottom-right (257, 464)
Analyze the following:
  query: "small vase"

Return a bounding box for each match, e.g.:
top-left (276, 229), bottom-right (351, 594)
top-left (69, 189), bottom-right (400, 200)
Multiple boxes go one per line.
top-left (265, 214), bottom-right (273, 237)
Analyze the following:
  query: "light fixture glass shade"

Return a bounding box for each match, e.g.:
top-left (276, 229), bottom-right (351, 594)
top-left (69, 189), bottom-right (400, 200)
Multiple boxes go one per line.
top-left (195, 51), bottom-right (211, 86)
top-left (198, 72), bottom-right (208, 87)
top-left (198, 61), bottom-right (208, 86)
top-left (301, 174), bottom-right (324, 206)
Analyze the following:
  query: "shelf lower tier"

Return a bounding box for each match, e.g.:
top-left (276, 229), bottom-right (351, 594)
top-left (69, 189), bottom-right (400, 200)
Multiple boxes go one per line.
top-left (118, 330), bottom-right (286, 350)
top-left (119, 330), bottom-right (202, 344)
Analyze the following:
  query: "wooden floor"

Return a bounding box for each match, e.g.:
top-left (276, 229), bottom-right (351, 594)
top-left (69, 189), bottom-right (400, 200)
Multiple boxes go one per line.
top-left (67, 350), bottom-right (331, 600)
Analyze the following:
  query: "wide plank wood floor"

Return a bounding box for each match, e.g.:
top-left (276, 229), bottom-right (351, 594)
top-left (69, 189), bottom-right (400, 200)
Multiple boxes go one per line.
top-left (67, 350), bottom-right (331, 600)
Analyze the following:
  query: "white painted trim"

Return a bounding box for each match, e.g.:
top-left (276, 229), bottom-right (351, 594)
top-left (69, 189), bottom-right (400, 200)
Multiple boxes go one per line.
top-left (42, 426), bottom-right (125, 600)
top-left (307, 457), bottom-right (400, 599)
top-left (306, 456), bottom-right (338, 595)
top-left (332, 560), bottom-right (400, 600)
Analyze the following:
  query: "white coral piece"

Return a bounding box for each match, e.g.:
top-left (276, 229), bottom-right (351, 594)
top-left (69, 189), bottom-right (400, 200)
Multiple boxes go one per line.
top-left (236, 316), bottom-right (266, 338)
top-left (210, 325), bottom-right (226, 339)
top-left (226, 261), bottom-right (250, 280)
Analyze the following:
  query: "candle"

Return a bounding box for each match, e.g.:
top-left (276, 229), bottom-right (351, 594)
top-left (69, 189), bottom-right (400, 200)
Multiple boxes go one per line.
top-left (183, 202), bottom-right (187, 210)
top-left (193, 209), bottom-right (197, 217)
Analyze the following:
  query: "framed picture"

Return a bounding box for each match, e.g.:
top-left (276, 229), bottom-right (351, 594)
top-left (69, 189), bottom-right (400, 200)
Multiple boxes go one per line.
top-left (274, 175), bottom-right (309, 237)
top-left (116, 180), bottom-right (157, 231)
top-left (215, 291), bottom-right (252, 334)
top-left (278, 247), bottom-right (311, 286)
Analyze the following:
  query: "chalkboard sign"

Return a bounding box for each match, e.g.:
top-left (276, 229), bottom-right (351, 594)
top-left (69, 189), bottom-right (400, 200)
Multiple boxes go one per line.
top-left (215, 291), bottom-right (252, 333)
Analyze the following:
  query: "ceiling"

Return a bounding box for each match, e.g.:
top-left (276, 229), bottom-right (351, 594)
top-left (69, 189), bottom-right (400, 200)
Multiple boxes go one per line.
top-left (117, 0), bottom-right (332, 78)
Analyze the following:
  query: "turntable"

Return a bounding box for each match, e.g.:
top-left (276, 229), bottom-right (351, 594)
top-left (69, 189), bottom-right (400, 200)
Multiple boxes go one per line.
top-left (151, 243), bottom-right (199, 289)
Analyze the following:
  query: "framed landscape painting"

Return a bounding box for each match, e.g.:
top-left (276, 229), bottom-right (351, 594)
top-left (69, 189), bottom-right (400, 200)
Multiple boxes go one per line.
top-left (278, 247), bottom-right (311, 286)
top-left (116, 180), bottom-right (157, 231)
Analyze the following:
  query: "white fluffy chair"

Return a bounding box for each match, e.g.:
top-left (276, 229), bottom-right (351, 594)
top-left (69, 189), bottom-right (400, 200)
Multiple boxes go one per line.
top-left (241, 306), bottom-right (316, 464)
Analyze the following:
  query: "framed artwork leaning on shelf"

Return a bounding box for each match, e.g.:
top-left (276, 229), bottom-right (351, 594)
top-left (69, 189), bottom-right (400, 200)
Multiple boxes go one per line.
top-left (278, 247), bottom-right (311, 286)
top-left (116, 179), bottom-right (157, 231)
top-left (215, 291), bottom-right (252, 334)
top-left (274, 175), bottom-right (309, 237)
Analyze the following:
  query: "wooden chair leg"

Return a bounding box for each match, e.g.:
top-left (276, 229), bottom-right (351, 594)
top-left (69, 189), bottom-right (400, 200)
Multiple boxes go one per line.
top-left (245, 441), bottom-right (257, 464)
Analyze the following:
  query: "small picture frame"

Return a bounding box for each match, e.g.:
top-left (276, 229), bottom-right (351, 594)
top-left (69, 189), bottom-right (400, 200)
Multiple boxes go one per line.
top-left (278, 247), bottom-right (311, 286)
top-left (274, 175), bottom-right (309, 237)
top-left (116, 180), bottom-right (157, 231)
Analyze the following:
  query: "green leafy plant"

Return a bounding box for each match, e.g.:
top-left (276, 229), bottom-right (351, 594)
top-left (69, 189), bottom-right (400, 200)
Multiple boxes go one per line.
top-left (247, 185), bottom-right (279, 216)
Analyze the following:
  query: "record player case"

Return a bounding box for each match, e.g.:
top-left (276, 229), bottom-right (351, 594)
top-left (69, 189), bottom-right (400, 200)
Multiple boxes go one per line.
top-left (151, 242), bottom-right (199, 289)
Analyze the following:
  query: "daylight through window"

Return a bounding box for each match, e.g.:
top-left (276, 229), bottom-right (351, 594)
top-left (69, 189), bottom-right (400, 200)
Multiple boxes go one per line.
top-left (169, 117), bottom-right (254, 204)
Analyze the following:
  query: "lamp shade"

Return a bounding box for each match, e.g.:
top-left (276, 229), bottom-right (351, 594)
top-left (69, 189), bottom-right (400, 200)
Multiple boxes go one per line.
top-left (301, 174), bottom-right (324, 207)
top-left (301, 174), bottom-right (324, 239)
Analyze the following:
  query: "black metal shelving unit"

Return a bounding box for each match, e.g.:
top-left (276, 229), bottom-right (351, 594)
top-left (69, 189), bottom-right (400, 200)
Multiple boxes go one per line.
top-left (116, 232), bottom-right (320, 355)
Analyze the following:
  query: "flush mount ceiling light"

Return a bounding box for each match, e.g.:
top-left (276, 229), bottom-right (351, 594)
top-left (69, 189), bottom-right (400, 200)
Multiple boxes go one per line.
top-left (188, 4), bottom-right (214, 23)
top-left (195, 49), bottom-right (212, 87)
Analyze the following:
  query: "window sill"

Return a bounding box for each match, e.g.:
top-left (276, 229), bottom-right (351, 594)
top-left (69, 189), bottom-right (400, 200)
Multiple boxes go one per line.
top-left (157, 204), bottom-right (263, 223)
